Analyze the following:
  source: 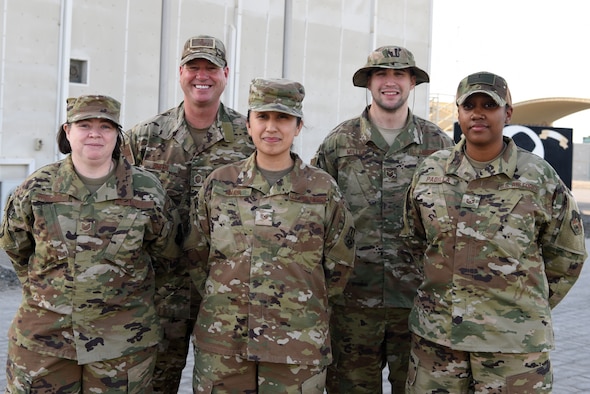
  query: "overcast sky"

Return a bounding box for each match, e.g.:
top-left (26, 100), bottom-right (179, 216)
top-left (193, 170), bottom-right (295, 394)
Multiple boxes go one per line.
top-left (429, 0), bottom-right (590, 141)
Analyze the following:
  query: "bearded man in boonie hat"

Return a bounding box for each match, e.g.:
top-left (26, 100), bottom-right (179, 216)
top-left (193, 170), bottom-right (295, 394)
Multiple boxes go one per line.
top-left (311, 45), bottom-right (454, 393)
top-left (185, 77), bottom-right (355, 393)
top-left (352, 45), bottom-right (430, 87)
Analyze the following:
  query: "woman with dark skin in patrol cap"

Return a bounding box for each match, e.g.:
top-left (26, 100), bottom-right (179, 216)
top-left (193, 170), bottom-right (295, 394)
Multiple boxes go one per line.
top-left (0, 95), bottom-right (180, 392)
top-left (402, 72), bottom-right (586, 393)
top-left (184, 78), bottom-right (356, 393)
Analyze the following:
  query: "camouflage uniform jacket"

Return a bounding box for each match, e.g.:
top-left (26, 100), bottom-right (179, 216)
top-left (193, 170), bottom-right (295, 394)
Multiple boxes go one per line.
top-left (402, 136), bottom-right (587, 353)
top-left (124, 101), bottom-right (255, 318)
top-left (0, 155), bottom-right (180, 364)
top-left (185, 153), bottom-right (356, 366)
top-left (311, 107), bottom-right (454, 309)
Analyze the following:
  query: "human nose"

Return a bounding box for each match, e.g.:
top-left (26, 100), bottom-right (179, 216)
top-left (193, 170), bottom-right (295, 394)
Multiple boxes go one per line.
top-left (87, 126), bottom-right (103, 137)
top-left (265, 117), bottom-right (279, 131)
top-left (194, 68), bottom-right (209, 79)
top-left (470, 108), bottom-right (485, 119)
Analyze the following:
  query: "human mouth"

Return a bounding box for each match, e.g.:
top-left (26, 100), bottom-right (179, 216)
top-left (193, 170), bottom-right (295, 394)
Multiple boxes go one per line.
top-left (382, 90), bottom-right (399, 96)
top-left (194, 84), bottom-right (210, 90)
top-left (470, 123), bottom-right (488, 131)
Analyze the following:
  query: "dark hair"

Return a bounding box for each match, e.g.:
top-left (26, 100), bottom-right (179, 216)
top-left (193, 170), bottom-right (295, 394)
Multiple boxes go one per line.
top-left (246, 110), bottom-right (302, 126)
top-left (57, 121), bottom-right (123, 159)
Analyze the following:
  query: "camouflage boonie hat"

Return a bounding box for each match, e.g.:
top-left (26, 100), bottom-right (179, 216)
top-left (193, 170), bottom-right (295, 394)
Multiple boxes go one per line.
top-left (248, 78), bottom-right (305, 118)
top-left (66, 95), bottom-right (121, 127)
top-left (352, 45), bottom-right (430, 87)
top-left (180, 35), bottom-right (226, 67)
top-left (456, 71), bottom-right (512, 107)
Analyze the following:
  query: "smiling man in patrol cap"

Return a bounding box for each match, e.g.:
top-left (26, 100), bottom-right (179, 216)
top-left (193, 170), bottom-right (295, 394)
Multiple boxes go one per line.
top-left (123, 35), bottom-right (255, 393)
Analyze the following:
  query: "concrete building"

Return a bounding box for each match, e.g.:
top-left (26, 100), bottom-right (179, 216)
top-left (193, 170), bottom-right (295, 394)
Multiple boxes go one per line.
top-left (0, 0), bottom-right (435, 210)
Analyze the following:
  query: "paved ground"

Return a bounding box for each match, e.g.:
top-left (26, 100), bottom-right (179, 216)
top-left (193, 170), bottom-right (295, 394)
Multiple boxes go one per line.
top-left (2, 185), bottom-right (590, 392)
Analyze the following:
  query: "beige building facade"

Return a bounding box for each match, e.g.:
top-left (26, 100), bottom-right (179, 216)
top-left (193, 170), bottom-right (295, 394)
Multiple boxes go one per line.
top-left (0, 0), bottom-right (436, 208)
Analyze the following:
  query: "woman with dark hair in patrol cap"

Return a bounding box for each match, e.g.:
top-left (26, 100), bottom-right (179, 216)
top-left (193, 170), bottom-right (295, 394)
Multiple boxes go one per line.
top-left (185, 78), bottom-right (356, 392)
top-left (403, 72), bottom-right (587, 393)
top-left (0, 95), bottom-right (180, 392)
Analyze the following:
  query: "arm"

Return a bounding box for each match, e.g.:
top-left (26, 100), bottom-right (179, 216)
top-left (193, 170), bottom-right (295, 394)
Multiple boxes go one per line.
top-left (185, 183), bottom-right (212, 296)
top-left (542, 183), bottom-right (587, 308)
top-left (322, 182), bottom-right (356, 301)
top-left (400, 173), bottom-right (428, 270)
top-left (310, 139), bottom-right (338, 179)
top-left (0, 187), bottom-right (34, 284)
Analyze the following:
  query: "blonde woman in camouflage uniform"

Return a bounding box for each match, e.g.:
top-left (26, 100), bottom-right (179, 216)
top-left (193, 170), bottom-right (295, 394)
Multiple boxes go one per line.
top-left (185, 78), bottom-right (356, 393)
top-left (124, 35), bottom-right (255, 392)
top-left (0, 95), bottom-right (180, 392)
top-left (403, 72), bottom-right (587, 393)
top-left (312, 46), bottom-right (454, 393)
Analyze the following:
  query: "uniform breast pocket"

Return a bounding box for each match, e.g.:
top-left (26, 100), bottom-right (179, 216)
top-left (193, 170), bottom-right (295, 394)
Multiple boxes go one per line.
top-left (274, 204), bottom-right (325, 274)
top-left (33, 203), bottom-right (74, 264)
top-left (488, 191), bottom-right (540, 259)
top-left (209, 197), bottom-right (250, 255)
top-left (97, 205), bottom-right (150, 277)
top-left (337, 158), bottom-right (378, 208)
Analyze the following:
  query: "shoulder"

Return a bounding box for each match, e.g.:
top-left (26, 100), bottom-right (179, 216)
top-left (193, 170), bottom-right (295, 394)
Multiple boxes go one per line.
top-left (318, 116), bottom-right (363, 152)
top-left (297, 161), bottom-right (342, 195)
top-left (413, 116), bottom-right (454, 141)
top-left (207, 160), bottom-right (245, 182)
top-left (129, 165), bottom-right (167, 197)
top-left (126, 104), bottom-right (182, 138)
top-left (220, 103), bottom-right (247, 121)
top-left (418, 147), bottom-right (453, 169)
top-left (220, 104), bottom-right (248, 128)
top-left (327, 116), bottom-right (362, 137)
top-left (514, 147), bottom-right (561, 182)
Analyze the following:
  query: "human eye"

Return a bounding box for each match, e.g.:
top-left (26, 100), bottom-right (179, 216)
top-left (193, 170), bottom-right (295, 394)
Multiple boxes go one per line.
top-left (461, 103), bottom-right (474, 110)
top-left (484, 101), bottom-right (500, 109)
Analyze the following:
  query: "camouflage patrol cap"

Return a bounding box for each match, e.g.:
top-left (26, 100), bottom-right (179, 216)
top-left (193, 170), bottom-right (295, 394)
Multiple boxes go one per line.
top-left (248, 78), bottom-right (305, 118)
top-left (456, 71), bottom-right (512, 107)
top-left (66, 95), bottom-right (121, 127)
top-left (352, 46), bottom-right (430, 87)
top-left (180, 35), bottom-right (227, 67)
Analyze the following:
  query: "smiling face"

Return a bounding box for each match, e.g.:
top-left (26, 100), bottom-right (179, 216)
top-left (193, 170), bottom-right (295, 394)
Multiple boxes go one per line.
top-left (64, 118), bottom-right (118, 165)
top-left (367, 68), bottom-right (416, 113)
top-left (179, 58), bottom-right (228, 107)
top-left (458, 93), bottom-right (512, 160)
top-left (247, 110), bottom-right (302, 170)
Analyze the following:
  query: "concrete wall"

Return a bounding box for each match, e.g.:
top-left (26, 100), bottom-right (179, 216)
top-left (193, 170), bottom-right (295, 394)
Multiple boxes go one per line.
top-left (0, 0), bottom-right (434, 196)
top-left (574, 143), bottom-right (590, 182)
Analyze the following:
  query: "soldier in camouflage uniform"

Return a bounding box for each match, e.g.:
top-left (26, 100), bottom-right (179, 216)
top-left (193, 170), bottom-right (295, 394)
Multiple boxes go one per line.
top-left (0, 95), bottom-right (180, 393)
top-left (184, 78), bottom-right (356, 393)
top-left (311, 46), bottom-right (454, 393)
top-left (402, 72), bottom-right (587, 393)
top-left (124, 35), bottom-right (255, 393)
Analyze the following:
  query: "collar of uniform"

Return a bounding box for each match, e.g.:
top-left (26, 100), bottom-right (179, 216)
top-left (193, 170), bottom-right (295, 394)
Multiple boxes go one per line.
top-left (447, 136), bottom-right (517, 180)
top-left (54, 155), bottom-right (134, 201)
top-left (237, 152), bottom-right (309, 195)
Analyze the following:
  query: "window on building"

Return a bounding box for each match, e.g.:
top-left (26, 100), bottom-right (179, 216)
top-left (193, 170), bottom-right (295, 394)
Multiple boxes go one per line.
top-left (70, 59), bottom-right (88, 84)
